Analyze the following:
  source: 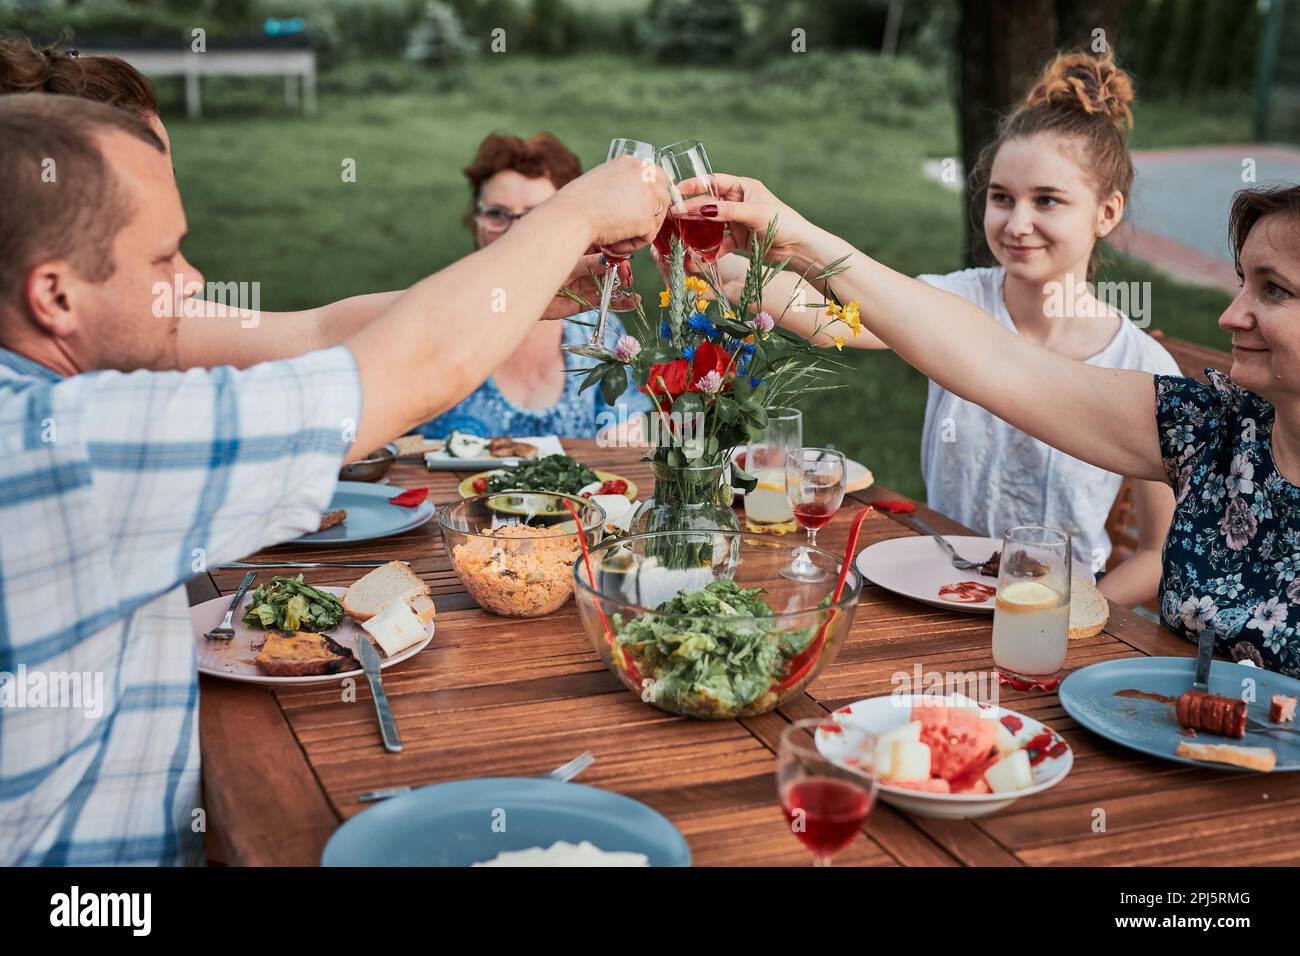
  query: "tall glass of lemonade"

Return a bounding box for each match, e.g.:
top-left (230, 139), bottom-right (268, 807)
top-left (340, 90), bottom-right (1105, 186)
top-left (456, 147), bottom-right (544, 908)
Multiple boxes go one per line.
top-left (991, 525), bottom-right (1071, 692)
top-left (743, 406), bottom-right (801, 534)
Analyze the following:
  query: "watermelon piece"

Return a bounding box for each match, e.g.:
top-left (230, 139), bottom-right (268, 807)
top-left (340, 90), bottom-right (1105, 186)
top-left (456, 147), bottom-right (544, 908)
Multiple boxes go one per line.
top-left (951, 776), bottom-right (991, 795)
top-left (891, 777), bottom-right (951, 794)
top-left (945, 750), bottom-right (1002, 793)
top-left (912, 703), bottom-right (998, 782)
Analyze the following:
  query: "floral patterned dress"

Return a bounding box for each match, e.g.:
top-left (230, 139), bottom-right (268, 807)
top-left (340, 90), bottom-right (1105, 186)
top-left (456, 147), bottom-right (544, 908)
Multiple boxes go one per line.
top-left (1156, 370), bottom-right (1300, 676)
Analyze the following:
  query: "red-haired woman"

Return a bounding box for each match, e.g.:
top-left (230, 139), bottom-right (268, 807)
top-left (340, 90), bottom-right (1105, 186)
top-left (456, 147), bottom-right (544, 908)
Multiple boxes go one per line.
top-left (416, 132), bottom-right (652, 441)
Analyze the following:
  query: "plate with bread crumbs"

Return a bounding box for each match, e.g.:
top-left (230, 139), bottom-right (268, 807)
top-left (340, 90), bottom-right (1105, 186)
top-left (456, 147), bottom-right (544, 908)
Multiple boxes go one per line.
top-left (190, 565), bottom-right (435, 685)
top-left (1059, 657), bottom-right (1300, 772)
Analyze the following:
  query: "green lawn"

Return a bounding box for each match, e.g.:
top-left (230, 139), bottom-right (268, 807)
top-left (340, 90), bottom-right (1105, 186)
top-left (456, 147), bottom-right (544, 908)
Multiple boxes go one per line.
top-left (165, 52), bottom-right (1237, 500)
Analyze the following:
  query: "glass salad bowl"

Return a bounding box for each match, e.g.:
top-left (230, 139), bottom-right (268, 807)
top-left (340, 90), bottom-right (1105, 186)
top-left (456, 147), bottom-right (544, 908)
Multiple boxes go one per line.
top-left (572, 530), bottom-right (863, 719)
top-left (440, 491), bottom-right (605, 618)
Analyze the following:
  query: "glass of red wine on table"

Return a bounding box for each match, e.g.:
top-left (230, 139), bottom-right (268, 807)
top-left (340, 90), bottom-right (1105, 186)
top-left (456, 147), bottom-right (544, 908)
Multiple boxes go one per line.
top-left (781, 447), bottom-right (847, 583)
top-left (655, 139), bottom-right (730, 302)
top-left (778, 718), bottom-right (877, 867)
top-left (563, 137), bottom-right (656, 360)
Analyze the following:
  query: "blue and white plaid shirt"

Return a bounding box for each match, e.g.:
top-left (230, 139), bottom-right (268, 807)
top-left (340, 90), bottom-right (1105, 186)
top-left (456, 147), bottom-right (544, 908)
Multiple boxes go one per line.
top-left (0, 345), bottom-right (360, 865)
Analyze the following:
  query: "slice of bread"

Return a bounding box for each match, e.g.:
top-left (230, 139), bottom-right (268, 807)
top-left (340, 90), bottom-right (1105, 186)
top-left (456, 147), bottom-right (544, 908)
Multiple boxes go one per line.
top-left (1175, 740), bottom-right (1276, 772)
top-left (1069, 578), bottom-right (1109, 639)
top-left (343, 561), bottom-right (431, 621)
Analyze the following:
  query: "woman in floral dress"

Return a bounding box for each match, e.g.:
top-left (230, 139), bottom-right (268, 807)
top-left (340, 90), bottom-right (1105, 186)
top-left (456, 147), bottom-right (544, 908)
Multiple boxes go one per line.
top-left (703, 164), bottom-right (1300, 675)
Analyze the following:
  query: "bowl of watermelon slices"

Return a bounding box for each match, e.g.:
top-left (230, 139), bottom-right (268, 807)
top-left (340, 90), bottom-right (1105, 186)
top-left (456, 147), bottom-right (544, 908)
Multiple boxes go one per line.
top-left (815, 693), bottom-right (1072, 819)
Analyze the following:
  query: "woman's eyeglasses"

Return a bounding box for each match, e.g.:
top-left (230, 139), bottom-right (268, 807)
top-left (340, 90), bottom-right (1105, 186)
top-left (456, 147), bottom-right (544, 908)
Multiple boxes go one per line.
top-left (474, 204), bottom-right (528, 234)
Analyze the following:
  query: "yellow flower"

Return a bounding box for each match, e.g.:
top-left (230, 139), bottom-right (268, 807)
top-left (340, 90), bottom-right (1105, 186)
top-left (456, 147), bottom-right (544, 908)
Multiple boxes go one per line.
top-left (659, 289), bottom-right (671, 308)
top-left (833, 336), bottom-right (846, 351)
top-left (723, 309), bottom-right (735, 319)
top-left (688, 276), bottom-right (709, 295)
top-left (695, 298), bottom-right (708, 313)
top-left (743, 333), bottom-right (755, 344)
top-left (825, 301), bottom-right (842, 319)
top-left (843, 300), bottom-right (861, 328)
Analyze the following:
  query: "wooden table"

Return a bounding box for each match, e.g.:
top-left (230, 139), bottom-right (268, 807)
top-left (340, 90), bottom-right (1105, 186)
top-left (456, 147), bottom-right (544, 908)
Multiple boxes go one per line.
top-left (195, 439), bottom-right (1300, 866)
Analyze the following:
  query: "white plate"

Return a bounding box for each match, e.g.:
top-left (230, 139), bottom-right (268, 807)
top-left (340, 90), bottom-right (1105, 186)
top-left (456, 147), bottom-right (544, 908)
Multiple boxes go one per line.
top-left (855, 534), bottom-right (1093, 613)
top-left (424, 435), bottom-right (566, 471)
top-left (190, 585), bottom-right (434, 685)
top-left (816, 693), bottom-right (1073, 819)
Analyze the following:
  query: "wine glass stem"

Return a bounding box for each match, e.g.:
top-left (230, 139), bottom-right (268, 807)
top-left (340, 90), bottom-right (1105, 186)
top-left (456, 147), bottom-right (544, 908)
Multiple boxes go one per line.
top-left (591, 260), bottom-right (619, 344)
top-left (807, 527), bottom-right (818, 550)
top-left (814, 855), bottom-right (832, 867)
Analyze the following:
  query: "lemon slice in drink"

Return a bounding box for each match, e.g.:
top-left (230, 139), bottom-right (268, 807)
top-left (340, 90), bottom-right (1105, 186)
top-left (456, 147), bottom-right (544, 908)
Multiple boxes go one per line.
top-left (997, 580), bottom-right (1059, 608)
top-left (755, 481), bottom-right (785, 492)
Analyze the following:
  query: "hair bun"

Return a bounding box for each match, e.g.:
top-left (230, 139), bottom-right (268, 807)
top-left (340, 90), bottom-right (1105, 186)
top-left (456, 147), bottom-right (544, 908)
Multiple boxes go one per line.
top-left (1023, 51), bottom-right (1134, 131)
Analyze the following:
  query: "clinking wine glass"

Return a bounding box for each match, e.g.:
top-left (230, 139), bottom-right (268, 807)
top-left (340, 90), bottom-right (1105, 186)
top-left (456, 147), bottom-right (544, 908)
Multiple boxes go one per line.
top-left (564, 137), bottom-right (656, 360)
top-left (781, 447), bottom-right (846, 582)
top-left (656, 139), bottom-right (730, 304)
top-left (778, 718), bottom-right (877, 867)
top-left (991, 525), bottom-right (1072, 692)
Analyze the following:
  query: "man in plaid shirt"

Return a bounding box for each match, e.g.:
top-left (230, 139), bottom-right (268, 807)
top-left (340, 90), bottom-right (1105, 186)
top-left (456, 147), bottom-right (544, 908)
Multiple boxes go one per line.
top-left (0, 94), bottom-right (667, 864)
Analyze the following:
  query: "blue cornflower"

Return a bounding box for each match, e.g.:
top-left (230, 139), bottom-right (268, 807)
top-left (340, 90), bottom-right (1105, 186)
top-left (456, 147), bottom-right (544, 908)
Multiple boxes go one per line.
top-left (749, 376), bottom-right (765, 388)
top-left (660, 320), bottom-right (672, 339)
top-left (687, 312), bottom-right (718, 338)
top-left (683, 345), bottom-right (697, 362)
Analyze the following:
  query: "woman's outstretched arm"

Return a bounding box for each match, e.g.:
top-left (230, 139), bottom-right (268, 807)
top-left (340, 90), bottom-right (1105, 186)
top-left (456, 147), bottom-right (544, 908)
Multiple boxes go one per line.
top-left (706, 172), bottom-right (1169, 483)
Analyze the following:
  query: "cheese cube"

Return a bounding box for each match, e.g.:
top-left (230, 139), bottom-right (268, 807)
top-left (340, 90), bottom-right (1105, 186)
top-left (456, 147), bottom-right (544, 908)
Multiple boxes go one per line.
top-left (984, 749), bottom-right (1033, 793)
top-left (878, 720), bottom-right (922, 749)
top-left (872, 739), bottom-right (895, 779)
top-left (360, 599), bottom-right (427, 657)
top-left (994, 722), bottom-right (1019, 755)
top-left (888, 741), bottom-right (932, 782)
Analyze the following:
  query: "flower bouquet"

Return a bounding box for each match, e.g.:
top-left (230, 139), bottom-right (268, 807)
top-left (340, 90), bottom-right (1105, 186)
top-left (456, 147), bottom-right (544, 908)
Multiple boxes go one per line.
top-left (573, 221), bottom-right (857, 550)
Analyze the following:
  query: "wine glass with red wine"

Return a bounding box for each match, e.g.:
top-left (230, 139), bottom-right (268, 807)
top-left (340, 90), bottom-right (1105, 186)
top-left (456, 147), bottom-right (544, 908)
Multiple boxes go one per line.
top-left (781, 447), bottom-right (846, 582)
top-left (656, 139), bottom-right (730, 302)
top-left (564, 137), bottom-right (656, 359)
top-left (778, 718), bottom-right (877, 867)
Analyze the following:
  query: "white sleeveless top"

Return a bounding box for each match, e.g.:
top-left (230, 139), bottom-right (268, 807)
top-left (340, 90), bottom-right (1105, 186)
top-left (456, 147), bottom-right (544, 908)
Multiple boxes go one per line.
top-left (917, 267), bottom-right (1181, 572)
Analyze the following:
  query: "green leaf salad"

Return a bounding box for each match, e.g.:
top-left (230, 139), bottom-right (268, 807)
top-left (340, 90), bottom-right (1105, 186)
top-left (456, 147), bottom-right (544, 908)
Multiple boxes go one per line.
top-left (612, 580), bottom-right (819, 719)
top-left (241, 575), bottom-right (344, 632)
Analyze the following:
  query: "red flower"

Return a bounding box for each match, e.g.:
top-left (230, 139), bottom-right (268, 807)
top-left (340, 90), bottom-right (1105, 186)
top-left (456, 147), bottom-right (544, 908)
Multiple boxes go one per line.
top-left (640, 358), bottom-right (690, 412)
top-left (688, 342), bottom-right (734, 392)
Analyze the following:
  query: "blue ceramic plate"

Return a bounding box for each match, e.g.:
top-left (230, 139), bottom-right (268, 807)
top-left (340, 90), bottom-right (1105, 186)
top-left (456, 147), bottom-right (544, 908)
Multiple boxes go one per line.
top-left (1059, 657), bottom-right (1300, 771)
top-left (321, 777), bottom-right (692, 867)
top-left (286, 481), bottom-right (435, 547)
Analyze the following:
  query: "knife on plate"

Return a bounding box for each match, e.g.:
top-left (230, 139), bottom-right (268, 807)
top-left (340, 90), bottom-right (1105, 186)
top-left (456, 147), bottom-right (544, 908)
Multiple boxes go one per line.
top-left (1192, 625), bottom-right (1215, 692)
top-left (356, 636), bottom-right (402, 753)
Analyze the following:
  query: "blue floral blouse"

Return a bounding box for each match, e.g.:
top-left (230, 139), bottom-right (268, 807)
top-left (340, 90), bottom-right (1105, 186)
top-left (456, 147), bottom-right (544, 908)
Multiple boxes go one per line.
top-left (416, 311), bottom-right (652, 439)
top-left (1156, 370), bottom-right (1300, 676)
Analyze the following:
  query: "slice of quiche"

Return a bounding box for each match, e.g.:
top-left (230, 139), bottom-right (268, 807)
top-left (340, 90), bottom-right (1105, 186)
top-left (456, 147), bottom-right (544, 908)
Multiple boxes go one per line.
top-left (254, 631), bottom-right (357, 677)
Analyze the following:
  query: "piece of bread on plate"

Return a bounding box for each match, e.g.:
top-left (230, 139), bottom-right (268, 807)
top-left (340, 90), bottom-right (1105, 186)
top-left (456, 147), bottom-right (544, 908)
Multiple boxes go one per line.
top-left (1068, 578), bottom-right (1109, 639)
top-left (1175, 740), bottom-right (1276, 772)
top-left (343, 561), bottom-right (435, 623)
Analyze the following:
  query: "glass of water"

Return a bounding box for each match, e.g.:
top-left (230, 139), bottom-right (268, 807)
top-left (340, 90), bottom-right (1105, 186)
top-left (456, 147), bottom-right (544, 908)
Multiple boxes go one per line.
top-left (991, 525), bottom-right (1071, 692)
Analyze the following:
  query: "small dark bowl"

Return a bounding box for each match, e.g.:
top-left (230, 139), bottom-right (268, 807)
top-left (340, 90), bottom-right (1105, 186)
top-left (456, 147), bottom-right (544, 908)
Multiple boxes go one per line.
top-left (339, 442), bottom-right (398, 482)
